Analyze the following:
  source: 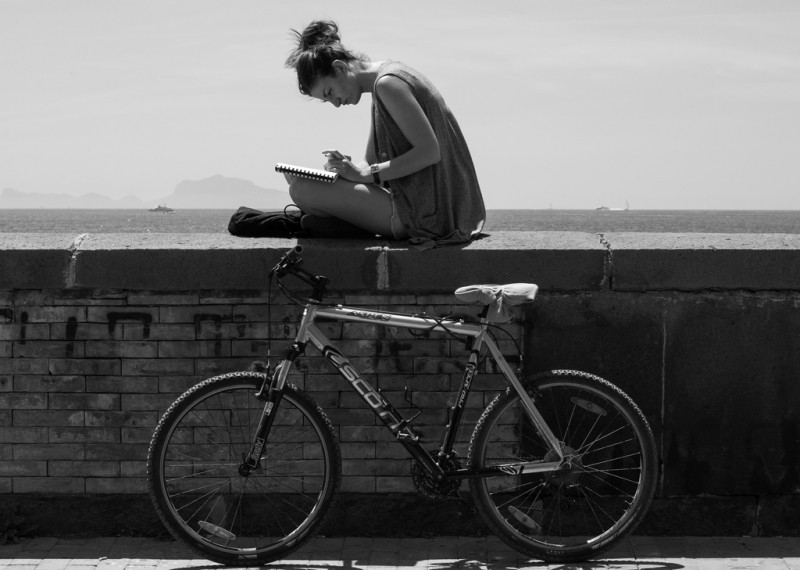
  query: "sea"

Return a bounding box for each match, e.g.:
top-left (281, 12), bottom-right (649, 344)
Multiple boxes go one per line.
top-left (2, 208), bottom-right (800, 234)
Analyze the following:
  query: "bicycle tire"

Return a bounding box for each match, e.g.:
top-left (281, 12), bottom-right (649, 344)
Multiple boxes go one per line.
top-left (468, 370), bottom-right (657, 562)
top-left (147, 371), bottom-right (341, 566)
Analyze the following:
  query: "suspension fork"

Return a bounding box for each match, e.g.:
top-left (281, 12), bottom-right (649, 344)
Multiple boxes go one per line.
top-left (240, 341), bottom-right (303, 475)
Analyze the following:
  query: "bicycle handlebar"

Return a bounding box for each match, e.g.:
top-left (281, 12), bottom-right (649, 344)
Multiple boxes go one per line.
top-left (269, 245), bottom-right (304, 278)
top-left (270, 246), bottom-right (330, 302)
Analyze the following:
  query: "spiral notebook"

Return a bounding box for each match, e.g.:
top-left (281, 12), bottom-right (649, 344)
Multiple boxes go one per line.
top-left (275, 163), bottom-right (339, 183)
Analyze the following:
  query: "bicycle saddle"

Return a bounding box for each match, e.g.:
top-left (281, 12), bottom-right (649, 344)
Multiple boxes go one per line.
top-left (454, 283), bottom-right (538, 323)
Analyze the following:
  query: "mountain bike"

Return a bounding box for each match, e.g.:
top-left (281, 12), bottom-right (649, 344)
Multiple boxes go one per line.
top-left (147, 245), bottom-right (658, 566)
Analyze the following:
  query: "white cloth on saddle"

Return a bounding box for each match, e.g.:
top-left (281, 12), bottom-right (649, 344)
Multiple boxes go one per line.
top-left (454, 283), bottom-right (538, 323)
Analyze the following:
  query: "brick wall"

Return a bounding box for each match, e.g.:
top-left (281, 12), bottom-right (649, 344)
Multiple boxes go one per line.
top-left (3, 232), bottom-right (800, 536)
top-left (0, 287), bottom-right (517, 496)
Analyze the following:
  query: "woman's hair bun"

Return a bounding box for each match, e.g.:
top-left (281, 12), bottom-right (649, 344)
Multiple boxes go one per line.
top-left (298, 20), bottom-right (341, 51)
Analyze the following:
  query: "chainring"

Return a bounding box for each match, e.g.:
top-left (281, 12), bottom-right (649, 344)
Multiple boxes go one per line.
top-left (411, 450), bottom-right (462, 500)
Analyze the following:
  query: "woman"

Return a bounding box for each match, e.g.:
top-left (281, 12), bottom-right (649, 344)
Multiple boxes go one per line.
top-left (284, 20), bottom-right (485, 248)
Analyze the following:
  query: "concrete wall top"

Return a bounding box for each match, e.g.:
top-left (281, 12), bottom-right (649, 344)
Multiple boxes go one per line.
top-left (2, 231), bottom-right (800, 292)
top-left (608, 232), bottom-right (800, 291)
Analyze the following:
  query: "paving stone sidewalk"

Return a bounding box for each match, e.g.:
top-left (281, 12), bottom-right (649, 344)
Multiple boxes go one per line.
top-left (2, 535), bottom-right (800, 570)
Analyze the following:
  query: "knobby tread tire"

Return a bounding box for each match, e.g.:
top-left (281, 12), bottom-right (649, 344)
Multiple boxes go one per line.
top-left (467, 369), bottom-right (658, 563)
top-left (147, 371), bottom-right (341, 566)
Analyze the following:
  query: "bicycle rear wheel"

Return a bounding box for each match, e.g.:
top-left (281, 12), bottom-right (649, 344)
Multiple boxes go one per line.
top-left (147, 372), bottom-right (341, 566)
top-left (468, 370), bottom-right (657, 562)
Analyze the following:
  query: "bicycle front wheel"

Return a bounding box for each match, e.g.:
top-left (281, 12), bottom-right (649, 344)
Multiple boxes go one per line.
top-left (147, 372), bottom-right (341, 566)
top-left (468, 370), bottom-right (657, 562)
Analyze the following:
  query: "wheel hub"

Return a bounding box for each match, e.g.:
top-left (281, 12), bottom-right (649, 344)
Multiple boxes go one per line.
top-left (544, 446), bottom-right (583, 486)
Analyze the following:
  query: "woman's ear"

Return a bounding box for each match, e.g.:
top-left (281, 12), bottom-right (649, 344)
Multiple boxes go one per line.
top-left (332, 60), bottom-right (347, 74)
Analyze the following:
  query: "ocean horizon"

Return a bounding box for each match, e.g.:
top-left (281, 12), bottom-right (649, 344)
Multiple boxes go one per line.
top-left (2, 208), bottom-right (800, 234)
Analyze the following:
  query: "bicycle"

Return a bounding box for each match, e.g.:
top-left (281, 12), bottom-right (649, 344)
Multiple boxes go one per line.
top-left (147, 245), bottom-right (658, 566)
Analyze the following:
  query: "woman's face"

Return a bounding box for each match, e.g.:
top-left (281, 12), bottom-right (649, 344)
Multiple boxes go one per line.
top-left (308, 62), bottom-right (361, 108)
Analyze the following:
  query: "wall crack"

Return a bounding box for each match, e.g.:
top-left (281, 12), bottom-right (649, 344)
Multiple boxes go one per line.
top-left (377, 245), bottom-right (390, 290)
top-left (598, 233), bottom-right (613, 289)
top-left (65, 233), bottom-right (89, 288)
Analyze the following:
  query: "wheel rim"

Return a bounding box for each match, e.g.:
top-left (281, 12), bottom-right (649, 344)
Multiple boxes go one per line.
top-left (477, 379), bottom-right (652, 553)
top-left (154, 382), bottom-right (332, 558)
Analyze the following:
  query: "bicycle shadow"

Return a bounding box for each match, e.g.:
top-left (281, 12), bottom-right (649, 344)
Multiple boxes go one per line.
top-left (165, 559), bottom-right (684, 570)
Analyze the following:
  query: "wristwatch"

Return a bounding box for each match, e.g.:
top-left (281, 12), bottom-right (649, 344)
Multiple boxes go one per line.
top-left (370, 163), bottom-right (381, 185)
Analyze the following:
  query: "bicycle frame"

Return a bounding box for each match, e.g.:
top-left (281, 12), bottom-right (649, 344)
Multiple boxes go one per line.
top-left (247, 301), bottom-right (566, 482)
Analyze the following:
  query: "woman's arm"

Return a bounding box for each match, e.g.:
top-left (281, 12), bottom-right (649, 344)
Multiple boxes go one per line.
top-left (332, 75), bottom-right (441, 184)
top-left (370, 74), bottom-right (441, 180)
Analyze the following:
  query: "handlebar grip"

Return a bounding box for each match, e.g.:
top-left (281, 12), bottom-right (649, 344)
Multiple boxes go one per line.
top-left (270, 246), bottom-right (304, 277)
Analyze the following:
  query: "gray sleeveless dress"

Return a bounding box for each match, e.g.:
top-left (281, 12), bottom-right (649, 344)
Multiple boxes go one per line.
top-left (370, 61), bottom-right (485, 248)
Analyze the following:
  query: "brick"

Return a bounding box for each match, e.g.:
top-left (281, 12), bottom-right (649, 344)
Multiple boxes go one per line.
top-left (49, 393), bottom-right (120, 410)
top-left (14, 410), bottom-right (84, 427)
top-left (0, 478), bottom-right (9, 493)
top-left (17, 306), bottom-right (87, 323)
top-left (86, 477), bottom-right (146, 494)
top-left (121, 427), bottom-right (153, 444)
top-left (128, 293), bottom-right (199, 305)
top-left (195, 358), bottom-right (254, 376)
top-left (158, 340), bottom-right (231, 358)
top-left (0, 460), bottom-right (47, 476)
top-left (49, 359), bottom-right (121, 376)
top-left (49, 460), bottom-right (120, 477)
top-left (86, 340), bottom-right (158, 358)
top-left (13, 341), bottom-right (85, 358)
top-left (0, 443), bottom-right (10, 460)
top-left (120, 460), bottom-right (145, 478)
top-left (0, 341), bottom-right (10, 357)
top-left (13, 375), bottom-right (86, 392)
top-left (376, 374), bottom-right (450, 391)
top-left (85, 411), bottom-right (157, 428)
top-left (125, 323), bottom-right (195, 341)
top-left (48, 427), bottom-right (119, 443)
top-left (51, 322), bottom-right (113, 340)
top-left (414, 357), bottom-right (467, 375)
top-left (13, 443), bottom-right (85, 460)
top-left (86, 443), bottom-right (148, 460)
top-left (343, 459), bottom-right (409, 477)
top-left (340, 442), bottom-right (375, 459)
top-left (86, 376), bottom-right (158, 394)
top-left (376, 442), bottom-right (411, 459)
top-left (121, 359), bottom-right (193, 376)
top-left (13, 477), bottom-right (84, 493)
top-left (157, 376), bottom-right (203, 394)
top-left (122, 394), bottom-right (181, 412)
top-left (325, 409), bottom-right (376, 426)
top-left (0, 358), bottom-right (49, 374)
top-left (340, 426), bottom-right (396, 443)
top-left (159, 306), bottom-right (232, 323)
top-left (0, 427), bottom-right (47, 443)
top-left (231, 339), bottom-right (270, 358)
top-left (0, 375), bottom-right (10, 391)
top-left (0, 410), bottom-right (8, 426)
top-left (0, 393), bottom-right (47, 409)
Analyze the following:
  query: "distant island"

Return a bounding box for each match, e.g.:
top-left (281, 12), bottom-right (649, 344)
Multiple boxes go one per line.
top-left (0, 175), bottom-right (291, 209)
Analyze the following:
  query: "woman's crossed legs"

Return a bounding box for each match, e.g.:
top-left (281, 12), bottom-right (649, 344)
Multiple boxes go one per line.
top-left (288, 176), bottom-right (407, 239)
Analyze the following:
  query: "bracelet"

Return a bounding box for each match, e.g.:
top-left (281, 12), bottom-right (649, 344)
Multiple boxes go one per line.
top-left (370, 163), bottom-right (381, 185)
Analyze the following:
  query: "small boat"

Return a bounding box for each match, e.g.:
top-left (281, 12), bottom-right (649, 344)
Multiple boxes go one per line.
top-left (596, 201), bottom-right (630, 212)
top-left (149, 205), bottom-right (174, 213)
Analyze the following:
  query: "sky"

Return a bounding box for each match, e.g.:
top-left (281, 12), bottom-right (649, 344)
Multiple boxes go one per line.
top-left (1, 0), bottom-right (799, 210)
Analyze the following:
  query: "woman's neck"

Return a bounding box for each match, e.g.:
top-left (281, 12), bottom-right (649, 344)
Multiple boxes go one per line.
top-left (356, 60), bottom-right (385, 94)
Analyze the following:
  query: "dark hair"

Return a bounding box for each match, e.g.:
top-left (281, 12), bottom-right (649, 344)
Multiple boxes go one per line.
top-left (285, 20), bottom-right (365, 95)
